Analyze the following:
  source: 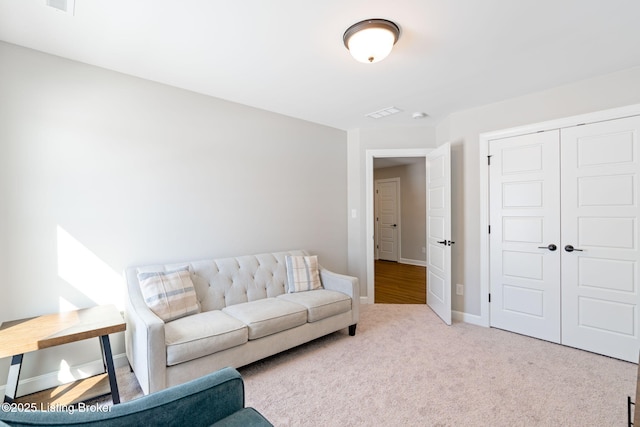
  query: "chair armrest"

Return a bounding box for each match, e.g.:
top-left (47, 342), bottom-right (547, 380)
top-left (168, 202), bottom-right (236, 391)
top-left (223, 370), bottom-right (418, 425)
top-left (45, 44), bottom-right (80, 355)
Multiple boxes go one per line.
top-left (124, 267), bottom-right (167, 395)
top-left (320, 268), bottom-right (360, 324)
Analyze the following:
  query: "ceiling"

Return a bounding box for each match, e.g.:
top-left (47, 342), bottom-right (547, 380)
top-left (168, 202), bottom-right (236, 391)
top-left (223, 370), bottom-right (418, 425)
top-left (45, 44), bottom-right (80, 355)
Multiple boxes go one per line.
top-left (374, 157), bottom-right (424, 170)
top-left (1, 1), bottom-right (640, 131)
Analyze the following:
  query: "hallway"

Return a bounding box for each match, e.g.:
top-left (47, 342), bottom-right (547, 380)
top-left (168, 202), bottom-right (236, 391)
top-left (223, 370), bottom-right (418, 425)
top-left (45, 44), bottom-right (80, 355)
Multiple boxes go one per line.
top-left (374, 260), bottom-right (426, 304)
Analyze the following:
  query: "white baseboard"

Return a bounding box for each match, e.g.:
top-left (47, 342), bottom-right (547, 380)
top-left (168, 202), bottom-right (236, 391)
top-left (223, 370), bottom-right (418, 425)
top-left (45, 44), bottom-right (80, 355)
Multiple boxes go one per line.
top-left (398, 258), bottom-right (426, 267)
top-left (360, 296), bottom-right (371, 305)
top-left (452, 310), bottom-right (486, 327)
top-left (0, 353), bottom-right (129, 397)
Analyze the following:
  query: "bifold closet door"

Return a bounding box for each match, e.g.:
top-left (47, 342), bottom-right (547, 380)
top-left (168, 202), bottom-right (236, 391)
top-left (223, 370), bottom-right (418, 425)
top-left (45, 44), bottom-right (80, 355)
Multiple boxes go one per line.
top-left (489, 131), bottom-right (561, 343)
top-left (560, 116), bottom-right (640, 362)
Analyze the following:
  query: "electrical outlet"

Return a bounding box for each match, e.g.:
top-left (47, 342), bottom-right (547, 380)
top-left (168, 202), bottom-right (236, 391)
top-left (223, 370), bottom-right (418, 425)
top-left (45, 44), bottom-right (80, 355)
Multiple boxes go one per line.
top-left (456, 284), bottom-right (464, 296)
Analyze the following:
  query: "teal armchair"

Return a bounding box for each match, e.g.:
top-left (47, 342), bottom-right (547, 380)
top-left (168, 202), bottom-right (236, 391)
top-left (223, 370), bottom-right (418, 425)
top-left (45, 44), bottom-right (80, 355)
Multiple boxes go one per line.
top-left (0, 367), bottom-right (272, 427)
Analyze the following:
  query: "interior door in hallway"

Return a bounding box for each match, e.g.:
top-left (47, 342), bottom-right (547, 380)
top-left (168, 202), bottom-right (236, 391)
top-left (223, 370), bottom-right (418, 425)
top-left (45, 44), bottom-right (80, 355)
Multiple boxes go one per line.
top-left (375, 179), bottom-right (399, 262)
top-left (489, 131), bottom-right (562, 343)
top-left (426, 143), bottom-right (452, 325)
top-left (560, 115), bottom-right (640, 362)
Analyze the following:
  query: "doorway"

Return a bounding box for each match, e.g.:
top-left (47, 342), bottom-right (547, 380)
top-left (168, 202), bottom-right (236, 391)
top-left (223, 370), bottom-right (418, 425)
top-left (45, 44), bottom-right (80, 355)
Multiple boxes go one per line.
top-left (366, 149), bottom-right (432, 304)
top-left (366, 145), bottom-right (452, 323)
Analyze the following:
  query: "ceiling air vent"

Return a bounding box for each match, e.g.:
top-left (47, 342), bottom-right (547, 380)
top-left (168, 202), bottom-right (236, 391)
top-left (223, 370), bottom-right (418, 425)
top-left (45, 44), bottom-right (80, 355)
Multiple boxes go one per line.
top-left (46, 0), bottom-right (75, 15)
top-left (365, 106), bottom-right (402, 119)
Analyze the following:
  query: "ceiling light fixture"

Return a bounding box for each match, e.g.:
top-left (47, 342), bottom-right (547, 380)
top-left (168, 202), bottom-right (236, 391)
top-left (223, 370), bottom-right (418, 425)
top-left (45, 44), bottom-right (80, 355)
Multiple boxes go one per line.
top-left (343, 19), bottom-right (400, 64)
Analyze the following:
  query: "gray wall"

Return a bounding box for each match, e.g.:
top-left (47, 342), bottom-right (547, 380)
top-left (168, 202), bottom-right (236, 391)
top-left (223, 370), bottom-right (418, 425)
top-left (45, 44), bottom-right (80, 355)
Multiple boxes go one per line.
top-left (374, 162), bottom-right (426, 263)
top-left (347, 67), bottom-right (640, 312)
top-left (0, 42), bottom-right (347, 386)
top-left (438, 66), bottom-right (640, 318)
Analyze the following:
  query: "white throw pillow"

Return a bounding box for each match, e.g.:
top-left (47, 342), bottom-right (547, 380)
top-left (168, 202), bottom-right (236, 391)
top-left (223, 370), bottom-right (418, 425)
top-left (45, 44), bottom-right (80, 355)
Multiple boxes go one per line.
top-left (285, 255), bottom-right (322, 293)
top-left (138, 267), bottom-right (200, 322)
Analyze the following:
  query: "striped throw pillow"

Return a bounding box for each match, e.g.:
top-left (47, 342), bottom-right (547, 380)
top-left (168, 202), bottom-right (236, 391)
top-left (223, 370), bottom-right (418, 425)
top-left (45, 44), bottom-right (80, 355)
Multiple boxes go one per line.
top-left (138, 267), bottom-right (200, 322)
top-left (285, 255), bottom-right (322, 293)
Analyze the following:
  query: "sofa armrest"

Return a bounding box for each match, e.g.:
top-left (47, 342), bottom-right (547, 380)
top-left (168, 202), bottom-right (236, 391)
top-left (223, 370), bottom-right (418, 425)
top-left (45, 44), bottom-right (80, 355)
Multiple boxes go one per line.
top-left (320, 268), bottom-right (360, 325)
top-left (0, 368), bottom-right (273, 427)
top-left (124, 267), bottom-right (167, 395)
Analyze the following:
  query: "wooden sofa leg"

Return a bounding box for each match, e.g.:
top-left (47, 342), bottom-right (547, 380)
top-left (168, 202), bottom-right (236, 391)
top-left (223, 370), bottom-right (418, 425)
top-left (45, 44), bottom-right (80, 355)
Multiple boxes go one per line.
top-left (349, 324), bottom-right (357, 336)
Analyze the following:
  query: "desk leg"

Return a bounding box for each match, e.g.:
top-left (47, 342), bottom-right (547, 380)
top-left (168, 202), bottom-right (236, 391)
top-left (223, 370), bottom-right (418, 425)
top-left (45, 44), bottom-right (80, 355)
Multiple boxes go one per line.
top-left (4, 354), bottom-right (23, 403)
top-left (99, 335), bottom-right (120, 404)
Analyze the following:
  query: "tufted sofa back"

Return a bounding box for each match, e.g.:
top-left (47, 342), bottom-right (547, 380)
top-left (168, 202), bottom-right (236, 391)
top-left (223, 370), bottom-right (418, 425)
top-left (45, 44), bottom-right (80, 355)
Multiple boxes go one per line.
top-left (129, 250), bottom-right (308, 312)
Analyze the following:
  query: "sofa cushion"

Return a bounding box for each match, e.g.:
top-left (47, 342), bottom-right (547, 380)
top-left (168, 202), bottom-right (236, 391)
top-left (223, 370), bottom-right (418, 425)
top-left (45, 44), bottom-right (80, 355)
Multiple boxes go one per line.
top-left (138, 267), bottom-right (200, 322)
top-left (277, 289), bottom-right (351, 322)
top-left (222, 298), bottom-right (308, 340)
top-left (165, 310), bottom-right (248, 366)
top-left (285, 255), bottom-right (322, 293)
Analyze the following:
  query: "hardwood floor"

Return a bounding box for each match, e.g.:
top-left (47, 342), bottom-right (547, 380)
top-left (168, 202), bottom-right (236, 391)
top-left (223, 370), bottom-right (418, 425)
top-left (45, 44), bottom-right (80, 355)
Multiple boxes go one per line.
top-left (374, 260), bottom-right (426, 304)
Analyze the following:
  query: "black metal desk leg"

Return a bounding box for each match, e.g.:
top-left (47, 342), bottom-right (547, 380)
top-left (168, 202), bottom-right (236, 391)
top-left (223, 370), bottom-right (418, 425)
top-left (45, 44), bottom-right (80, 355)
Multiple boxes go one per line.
top-left (4, 354), bottom-right (23, 403)
top-left (99, 335), bottom-right (120, 404)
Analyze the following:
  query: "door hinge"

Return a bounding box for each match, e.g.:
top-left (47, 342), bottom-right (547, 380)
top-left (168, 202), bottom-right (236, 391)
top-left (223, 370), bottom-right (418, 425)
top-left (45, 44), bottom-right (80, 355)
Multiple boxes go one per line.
top-left (487, 155), bottom-right (492, 165)
top-left (488, 293), bottom-right (491, 303)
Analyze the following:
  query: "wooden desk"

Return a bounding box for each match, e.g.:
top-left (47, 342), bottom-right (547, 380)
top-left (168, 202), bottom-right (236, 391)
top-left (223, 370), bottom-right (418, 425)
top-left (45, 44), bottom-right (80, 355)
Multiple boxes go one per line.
top-left (0, 305), bottom-right (126, 406)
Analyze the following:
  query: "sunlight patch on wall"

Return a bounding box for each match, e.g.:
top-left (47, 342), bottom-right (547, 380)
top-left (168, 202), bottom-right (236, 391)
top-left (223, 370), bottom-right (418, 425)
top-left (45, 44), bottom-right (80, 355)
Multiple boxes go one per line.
top-left (58, 296), bottom-right (78, 313)
top-left (57, 226), bottom-right (124, 310)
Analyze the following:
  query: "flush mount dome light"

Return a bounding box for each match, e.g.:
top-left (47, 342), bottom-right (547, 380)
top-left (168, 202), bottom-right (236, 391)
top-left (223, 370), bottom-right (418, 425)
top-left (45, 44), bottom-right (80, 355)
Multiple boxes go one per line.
top-left (343, 19), bottom-right (400, 63)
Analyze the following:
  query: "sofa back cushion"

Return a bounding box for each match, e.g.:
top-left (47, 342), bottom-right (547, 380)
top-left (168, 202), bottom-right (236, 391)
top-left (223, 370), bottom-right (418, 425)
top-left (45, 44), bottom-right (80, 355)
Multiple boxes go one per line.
top-left (130, 250), bottom-right (308, 312)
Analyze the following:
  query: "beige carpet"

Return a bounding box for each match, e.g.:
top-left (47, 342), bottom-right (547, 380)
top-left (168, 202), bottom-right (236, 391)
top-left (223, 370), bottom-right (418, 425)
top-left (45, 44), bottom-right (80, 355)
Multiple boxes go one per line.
top-left (102, 304), bottom-right (637, 426)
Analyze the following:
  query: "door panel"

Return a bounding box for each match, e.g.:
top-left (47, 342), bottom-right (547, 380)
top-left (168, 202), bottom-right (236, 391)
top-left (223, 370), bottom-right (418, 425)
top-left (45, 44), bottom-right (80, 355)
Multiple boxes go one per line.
top-left (489, 131), bottom-right (561, 343)
top-left (376, 179), bottom-right (399, 261)
top-left (427, 143), bottom-right (451, 325)
top-left (561, 115), bottom-right (640, 362)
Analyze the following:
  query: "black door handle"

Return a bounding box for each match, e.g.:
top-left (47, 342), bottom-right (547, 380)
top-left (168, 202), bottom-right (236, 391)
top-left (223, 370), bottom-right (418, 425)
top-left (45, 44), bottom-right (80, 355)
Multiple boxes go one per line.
top-left (564, 245), bottom-right (583, 252)
top-left (437, 240), bottom-right (447, 245)
top-left (448, 241), bottom-right (455, 246)
top-left (538, 244), bottom-right (557, 251)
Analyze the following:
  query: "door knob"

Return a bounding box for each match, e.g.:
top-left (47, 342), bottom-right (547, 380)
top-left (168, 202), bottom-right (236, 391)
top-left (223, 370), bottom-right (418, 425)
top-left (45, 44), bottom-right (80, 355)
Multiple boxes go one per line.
top-left (564, 245), bottom-right (583, 252)
top-left (437, 240), bottom-right (447, 245)
top-left (392, 224), bottom-right (397, 227)
top-left (538, 244), bottom-right (557, 251)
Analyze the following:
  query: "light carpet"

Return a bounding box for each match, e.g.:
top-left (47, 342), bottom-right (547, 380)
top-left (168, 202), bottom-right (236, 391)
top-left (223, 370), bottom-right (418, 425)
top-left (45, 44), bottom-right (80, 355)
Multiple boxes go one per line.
top-left (102, 304), bottom-right (637, 426)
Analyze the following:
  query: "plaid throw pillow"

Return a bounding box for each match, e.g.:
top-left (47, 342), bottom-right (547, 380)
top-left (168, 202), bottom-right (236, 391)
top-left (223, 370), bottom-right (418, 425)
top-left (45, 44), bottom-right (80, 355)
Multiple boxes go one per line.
top-left (285, 255), bottom-right (322, 293)
top-left (138, 267), bottom-right (200, 322)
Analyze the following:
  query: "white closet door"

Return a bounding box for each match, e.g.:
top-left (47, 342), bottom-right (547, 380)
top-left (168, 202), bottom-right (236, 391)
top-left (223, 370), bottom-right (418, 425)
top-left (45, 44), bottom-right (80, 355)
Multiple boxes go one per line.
top-left (489, 131), bottom-right (562, 342)
top-left (561, 116), bottom-right (640, 362)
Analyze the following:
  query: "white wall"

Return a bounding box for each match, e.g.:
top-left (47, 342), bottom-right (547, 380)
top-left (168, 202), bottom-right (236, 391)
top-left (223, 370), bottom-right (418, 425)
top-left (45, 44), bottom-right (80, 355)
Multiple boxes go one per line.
top-left (374, 163), bottom-right (426, 263)
top-left (0, 42), bottom-right (347, 388)
top-left (438, 66), bottom-right (640, 318)
top-left (347, 126), bottom-right (438, 296)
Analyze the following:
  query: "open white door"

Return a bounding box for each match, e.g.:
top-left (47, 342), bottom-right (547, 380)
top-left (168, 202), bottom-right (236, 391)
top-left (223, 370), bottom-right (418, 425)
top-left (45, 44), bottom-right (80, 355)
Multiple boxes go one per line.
top-left (426, 142), bottom-right (452, 325)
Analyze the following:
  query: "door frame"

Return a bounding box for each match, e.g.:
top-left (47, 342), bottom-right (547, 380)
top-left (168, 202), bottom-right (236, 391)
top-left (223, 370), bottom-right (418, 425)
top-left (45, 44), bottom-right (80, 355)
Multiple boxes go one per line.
top-left (366, 148), bottom-right (431, 303)
top-left (374, 177), bottom-right (401, 261)
top-left (479, 103), bottom-right (640, 329)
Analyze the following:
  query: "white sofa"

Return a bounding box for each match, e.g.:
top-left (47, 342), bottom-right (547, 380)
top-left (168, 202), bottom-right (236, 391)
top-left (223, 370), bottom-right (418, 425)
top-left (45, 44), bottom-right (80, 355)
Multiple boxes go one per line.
top-left (124, 250), bottom-right (359, 395)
